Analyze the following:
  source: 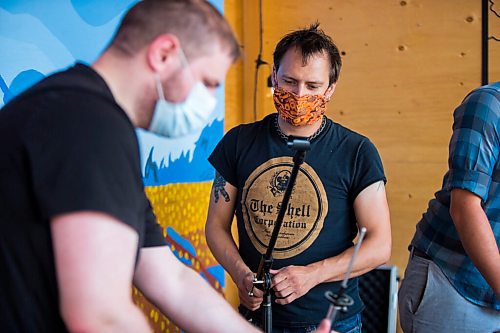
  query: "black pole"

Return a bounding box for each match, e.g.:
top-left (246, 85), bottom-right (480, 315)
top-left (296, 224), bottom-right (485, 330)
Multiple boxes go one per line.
top-left (325, 228), bottom-right (367, 331)
top-left (251, 139), bottom-right (310, 333)
top-left (482, 0), bottom-right (488, 85)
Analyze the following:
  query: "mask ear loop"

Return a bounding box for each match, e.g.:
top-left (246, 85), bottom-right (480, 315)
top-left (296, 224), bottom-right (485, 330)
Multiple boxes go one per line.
top-left (177, 45), bottom-right (199, 88)
top-left (155, 74), bottom-right (166, 100)
top-left (177, 46), bottom-right (190, 68)
top-left (154, 46), bottom-right (189, 102)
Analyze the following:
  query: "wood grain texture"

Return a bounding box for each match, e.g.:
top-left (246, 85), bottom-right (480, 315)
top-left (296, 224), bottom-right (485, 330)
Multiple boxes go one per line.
top-left (222, 1), bottom-right (499, 331)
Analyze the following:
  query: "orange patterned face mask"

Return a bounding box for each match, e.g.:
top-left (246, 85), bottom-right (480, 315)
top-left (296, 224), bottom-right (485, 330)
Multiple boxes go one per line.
top-left (273, 86), bottom-right (328, 126)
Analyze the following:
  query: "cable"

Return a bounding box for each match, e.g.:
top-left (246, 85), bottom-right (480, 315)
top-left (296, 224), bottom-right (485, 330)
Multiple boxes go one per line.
top-left (252, 0), bottom-right (268, 121)
top-left (488, 0), bottom-right (500, 42)
top-left (489, 0), bottom-right (500, 17)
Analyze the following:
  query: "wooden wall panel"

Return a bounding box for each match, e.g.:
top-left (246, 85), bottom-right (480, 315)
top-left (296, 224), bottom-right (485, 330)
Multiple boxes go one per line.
top-left (224, 0), bottom-right (245, 132)
top-left (224, 0), bottom-right (499, 331)
top-left (235, 0), bottom-right (487, 274)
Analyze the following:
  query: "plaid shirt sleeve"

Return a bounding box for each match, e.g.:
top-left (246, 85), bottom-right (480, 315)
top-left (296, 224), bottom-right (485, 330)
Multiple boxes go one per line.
top-left (445, 87), bottom-right (500, 201)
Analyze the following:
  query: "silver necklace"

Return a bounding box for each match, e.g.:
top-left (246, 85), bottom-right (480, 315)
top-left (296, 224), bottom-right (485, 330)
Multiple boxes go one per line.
top-left (274, 114), bottom-right (327, 142)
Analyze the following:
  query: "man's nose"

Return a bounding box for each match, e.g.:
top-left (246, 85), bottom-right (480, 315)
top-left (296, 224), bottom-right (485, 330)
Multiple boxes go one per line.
top-left (294, 84), bottom-right (307, 97)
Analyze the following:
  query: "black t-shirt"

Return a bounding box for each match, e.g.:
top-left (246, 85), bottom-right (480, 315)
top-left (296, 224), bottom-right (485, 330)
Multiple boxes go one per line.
top-left (0, 63), bottom-right (166, 332)
top-left (209, 113), bottom-right (386, 327)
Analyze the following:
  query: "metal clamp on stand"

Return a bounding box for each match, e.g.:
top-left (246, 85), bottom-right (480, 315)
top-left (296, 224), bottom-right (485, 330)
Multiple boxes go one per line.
top-left (325, 227), bottom-right (367, 330)
top-left (248, 139), bottom-right (310, 333)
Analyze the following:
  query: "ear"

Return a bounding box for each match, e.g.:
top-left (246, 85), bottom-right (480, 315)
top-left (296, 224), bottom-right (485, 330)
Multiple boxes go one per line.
top-left (146, 34), bottom-right (181, 74)
top-left (324, 83), bottom-right (336, 101)
top-left (271, 66), bottom-right (278, 87)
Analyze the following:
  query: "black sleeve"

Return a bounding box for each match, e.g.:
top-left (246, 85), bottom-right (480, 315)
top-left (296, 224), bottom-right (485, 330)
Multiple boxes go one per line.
top-left (143, 197), bottom-right (167, 247)
top-left (23, 91), bottom-right (145, 232)
top-left (208, 126), bottom-right (240, 187)
top-left (350, 138), bottom-right (387, 200)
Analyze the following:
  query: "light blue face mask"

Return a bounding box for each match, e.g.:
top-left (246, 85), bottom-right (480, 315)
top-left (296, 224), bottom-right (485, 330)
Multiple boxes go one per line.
top-left (149, 48), bottom-right (217, 138)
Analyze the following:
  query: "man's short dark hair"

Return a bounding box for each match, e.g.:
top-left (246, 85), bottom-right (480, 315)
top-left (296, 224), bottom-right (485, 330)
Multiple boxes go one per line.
top-left (273, 22), bottom-right (342, 85)
top-left (109, 0), bottom-right (241, 61)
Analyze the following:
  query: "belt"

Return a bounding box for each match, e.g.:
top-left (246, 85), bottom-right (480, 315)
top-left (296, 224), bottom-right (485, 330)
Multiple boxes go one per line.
top-left (410, 246), bottom-right (432, 260)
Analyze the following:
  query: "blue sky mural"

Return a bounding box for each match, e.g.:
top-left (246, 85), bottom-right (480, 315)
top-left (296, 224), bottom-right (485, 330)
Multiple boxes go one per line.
top-left (141, 118), bottom-right (223, 186)
top-left (0, 0), bottom-right (225, 185)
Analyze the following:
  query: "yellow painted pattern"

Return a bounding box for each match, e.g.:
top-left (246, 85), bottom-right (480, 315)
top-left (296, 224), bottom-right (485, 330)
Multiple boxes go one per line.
top-left (146, 182), bottom-right (218, 270)
top-left (132, 182), bottom-right (221, 333)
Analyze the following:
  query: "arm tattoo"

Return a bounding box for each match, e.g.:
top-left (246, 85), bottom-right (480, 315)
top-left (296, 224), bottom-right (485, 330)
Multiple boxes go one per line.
top-left (213, 171), bottom-right (230, 203)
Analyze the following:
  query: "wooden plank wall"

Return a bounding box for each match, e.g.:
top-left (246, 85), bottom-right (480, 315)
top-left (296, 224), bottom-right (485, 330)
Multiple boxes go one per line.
top-left (224, 0), bottom-right (499, 331)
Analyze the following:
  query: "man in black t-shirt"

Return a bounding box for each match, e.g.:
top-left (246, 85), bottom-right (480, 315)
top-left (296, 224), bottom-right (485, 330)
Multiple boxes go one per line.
top-left (0, 1), bottom-right (259, 332)
top-left (206, 23), bottom-right (392, 333)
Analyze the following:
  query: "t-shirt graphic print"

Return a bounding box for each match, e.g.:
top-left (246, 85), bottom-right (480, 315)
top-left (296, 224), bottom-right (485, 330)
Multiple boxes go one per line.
top-left (242, 156), bottom-right (328, 259)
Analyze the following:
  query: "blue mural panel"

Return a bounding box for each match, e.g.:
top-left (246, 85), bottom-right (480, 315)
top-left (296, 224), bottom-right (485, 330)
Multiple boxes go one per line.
top-left (0, 0), bottom-right (225, 185)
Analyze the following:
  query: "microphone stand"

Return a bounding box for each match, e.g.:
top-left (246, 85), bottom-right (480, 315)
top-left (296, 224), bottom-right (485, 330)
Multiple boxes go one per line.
top-left (248, 139), bottom-right (310, 333)
top-left (325, 227), bottom-right (367, 331)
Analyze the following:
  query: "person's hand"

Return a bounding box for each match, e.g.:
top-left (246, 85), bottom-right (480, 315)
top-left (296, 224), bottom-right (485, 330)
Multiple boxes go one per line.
top-left (314, 319), bottom-right (338, 333)
top-left (270, 265), bottom-right (318, 305)
top-left (235, 270), bottom-right (263, 311)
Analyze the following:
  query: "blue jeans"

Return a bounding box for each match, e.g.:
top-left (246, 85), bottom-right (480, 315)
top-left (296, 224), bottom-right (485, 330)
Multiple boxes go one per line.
top-left (398, 253), bottom-right (500, 333)
top-left (251, 313), bottom-right (362, 333)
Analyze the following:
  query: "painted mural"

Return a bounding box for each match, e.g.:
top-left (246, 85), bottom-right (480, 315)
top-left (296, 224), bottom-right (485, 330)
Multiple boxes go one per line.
top-left (0, 1), bottom-right (225, 332)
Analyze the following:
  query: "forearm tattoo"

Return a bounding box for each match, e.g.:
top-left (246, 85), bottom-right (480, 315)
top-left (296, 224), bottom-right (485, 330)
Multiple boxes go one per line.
top-left (213, 171), bottom-right (230, 203)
